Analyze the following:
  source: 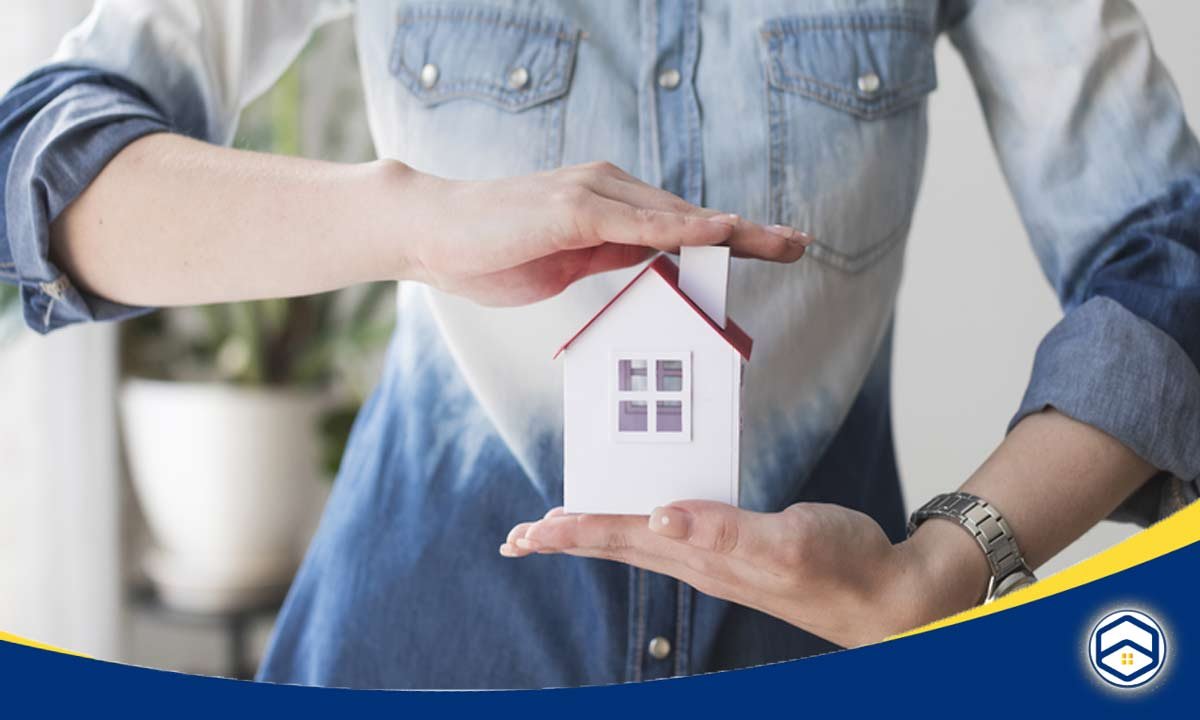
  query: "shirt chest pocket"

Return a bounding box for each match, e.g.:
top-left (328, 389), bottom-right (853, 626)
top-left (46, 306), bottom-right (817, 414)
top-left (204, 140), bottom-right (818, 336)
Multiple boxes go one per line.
top-left (388, 4), bottom-right (580, 177)
top-left (761, 11), bottom-right (937, 273)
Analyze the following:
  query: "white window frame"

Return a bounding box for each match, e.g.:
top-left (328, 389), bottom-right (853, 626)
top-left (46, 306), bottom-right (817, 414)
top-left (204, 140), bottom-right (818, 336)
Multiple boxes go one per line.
top-left (611, 351), bottom-right (692, 443)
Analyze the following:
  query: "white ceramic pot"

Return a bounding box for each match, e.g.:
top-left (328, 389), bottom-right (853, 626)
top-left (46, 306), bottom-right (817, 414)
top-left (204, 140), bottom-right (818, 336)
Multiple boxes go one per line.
top-left (120, 379), bottom-right (328, 612)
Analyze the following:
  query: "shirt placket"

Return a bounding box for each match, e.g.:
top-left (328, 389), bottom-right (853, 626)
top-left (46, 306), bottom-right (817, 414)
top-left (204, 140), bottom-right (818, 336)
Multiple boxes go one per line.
top-left (638, 0), bottom-right (704, 204)
top-left (626, 0), bottom-right (701, 682)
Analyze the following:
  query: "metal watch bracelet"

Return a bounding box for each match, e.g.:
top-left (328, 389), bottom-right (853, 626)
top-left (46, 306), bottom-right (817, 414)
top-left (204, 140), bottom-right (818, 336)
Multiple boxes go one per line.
top-left (907, 491), bottom-right (1037, 603)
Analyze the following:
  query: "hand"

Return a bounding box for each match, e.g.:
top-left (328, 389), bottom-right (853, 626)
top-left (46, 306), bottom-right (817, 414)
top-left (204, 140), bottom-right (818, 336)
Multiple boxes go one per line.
top-left (501, 501), bottom-right (988, 648)
top-left (401, 160), bottom-right (811, 306)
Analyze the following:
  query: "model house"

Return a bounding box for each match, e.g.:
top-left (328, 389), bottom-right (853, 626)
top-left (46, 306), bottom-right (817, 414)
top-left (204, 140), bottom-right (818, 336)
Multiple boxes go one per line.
top-left (555, 246), bottom-right (751, 514)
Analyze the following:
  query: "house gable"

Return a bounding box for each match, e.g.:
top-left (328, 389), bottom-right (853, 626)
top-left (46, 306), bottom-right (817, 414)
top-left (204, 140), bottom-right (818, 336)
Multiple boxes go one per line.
top-left (563, 268), bottom-right (737, 365)
top-left (554, 254), bottom-right (752, 361)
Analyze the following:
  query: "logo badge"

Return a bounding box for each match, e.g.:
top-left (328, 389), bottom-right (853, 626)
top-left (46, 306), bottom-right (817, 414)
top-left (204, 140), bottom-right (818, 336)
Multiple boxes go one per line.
top-left (1088, 609), bottom-right (1166, 688)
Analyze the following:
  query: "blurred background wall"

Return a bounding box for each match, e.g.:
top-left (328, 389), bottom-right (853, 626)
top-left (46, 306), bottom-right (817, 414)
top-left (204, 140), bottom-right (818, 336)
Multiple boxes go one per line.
top-left (0, 0), bottom-right (122, 661)
top-left (0, 1), bottom-right (1196, 674)
top-left (894, 1), bottom-right (1200, 577)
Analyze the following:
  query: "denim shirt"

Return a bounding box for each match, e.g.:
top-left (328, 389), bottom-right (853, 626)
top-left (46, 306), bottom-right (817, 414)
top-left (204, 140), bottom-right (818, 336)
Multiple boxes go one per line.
top-left (2, 0), bottom-right (1199, 689)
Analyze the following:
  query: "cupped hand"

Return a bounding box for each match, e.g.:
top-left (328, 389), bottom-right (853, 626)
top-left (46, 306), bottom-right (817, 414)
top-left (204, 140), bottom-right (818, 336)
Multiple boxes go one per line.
top-left (500, 501), bottom-right (978, 648)
top-left (405, 161), bottom-right (811, 306)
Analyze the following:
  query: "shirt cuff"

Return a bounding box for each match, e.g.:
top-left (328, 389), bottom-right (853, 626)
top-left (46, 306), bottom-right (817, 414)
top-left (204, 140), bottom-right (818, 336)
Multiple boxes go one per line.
top-left (5, 76), bottom-right (169, 333)
top-left (1010, 296), bottom-right (1200, 525)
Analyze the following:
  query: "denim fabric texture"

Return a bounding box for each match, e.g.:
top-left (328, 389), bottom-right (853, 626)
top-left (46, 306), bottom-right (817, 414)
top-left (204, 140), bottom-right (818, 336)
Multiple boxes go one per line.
top-left (1, 0), bottom-right (1198, 689)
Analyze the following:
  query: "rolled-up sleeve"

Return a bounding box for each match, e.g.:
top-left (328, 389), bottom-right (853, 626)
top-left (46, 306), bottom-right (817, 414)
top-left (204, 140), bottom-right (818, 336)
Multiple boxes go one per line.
top-left (947, 0), bottom-right (1200, 523)
top-left (1, 68), bottom-right (168, 331)
top-left (0, 0), bottom-right (350, 333)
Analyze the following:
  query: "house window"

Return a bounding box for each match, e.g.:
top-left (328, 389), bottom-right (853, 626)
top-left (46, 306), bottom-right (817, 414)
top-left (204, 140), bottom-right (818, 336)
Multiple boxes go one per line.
top-left (614, 354), bottom-right (690, 440)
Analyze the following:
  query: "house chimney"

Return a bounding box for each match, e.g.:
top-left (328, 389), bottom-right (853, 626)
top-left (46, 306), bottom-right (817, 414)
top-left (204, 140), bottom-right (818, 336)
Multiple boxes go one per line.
top-left (678, 245), bottom-right (730, 328)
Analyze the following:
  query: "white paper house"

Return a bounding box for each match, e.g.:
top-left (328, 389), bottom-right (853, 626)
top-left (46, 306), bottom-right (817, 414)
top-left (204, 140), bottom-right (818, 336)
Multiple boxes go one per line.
top-left (555, 247), bottom-right (751, 515)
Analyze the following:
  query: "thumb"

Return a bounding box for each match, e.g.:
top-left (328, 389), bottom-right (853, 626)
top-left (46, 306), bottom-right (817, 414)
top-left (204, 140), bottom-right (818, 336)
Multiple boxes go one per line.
top-left (649, 500), bottom-right (754, 556)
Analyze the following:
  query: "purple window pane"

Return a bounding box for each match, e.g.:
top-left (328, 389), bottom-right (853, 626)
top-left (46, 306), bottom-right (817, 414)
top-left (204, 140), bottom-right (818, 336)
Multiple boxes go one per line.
top-left (618, 401), bottom-right (648, 432)
top-left (618, 359), bottom-right (648, 391)
top-left (656, 359), bottom-right (683, 391)
top-left (656, 401), bottom-right (683, 432)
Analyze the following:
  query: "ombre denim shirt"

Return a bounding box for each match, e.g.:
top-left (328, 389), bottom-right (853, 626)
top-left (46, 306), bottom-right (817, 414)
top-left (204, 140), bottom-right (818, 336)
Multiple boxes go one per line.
top-left (3, 0), bottom-right (1199, 689)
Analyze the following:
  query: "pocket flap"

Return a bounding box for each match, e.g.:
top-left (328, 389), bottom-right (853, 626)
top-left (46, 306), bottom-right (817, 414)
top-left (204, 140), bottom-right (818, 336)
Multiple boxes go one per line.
top-left (762, 12), bottom-right (936, 120)
top-left (390, 5), bottom-right (580, 112)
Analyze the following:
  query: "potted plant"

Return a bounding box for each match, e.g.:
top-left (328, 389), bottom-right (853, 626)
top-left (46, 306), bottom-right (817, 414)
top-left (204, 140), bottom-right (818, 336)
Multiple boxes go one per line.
top-left (119, 26), bottom-right (387, 612)
top-left (0, 284), bottom-right (20, 342)
top-left (120, 288), bottom-right (391, 611)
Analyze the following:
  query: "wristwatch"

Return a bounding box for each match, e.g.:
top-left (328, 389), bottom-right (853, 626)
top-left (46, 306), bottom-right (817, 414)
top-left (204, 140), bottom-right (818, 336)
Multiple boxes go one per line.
top-left (908, 492), bottom-right (1037, 604)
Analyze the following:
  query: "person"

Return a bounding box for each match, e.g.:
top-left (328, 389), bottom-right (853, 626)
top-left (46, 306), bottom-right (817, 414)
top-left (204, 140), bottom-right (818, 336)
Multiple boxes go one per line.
top-left (1, 0), bottom-right (1197, 689)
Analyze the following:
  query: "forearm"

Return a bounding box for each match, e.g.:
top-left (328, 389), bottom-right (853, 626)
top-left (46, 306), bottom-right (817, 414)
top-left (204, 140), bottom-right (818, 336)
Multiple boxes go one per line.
top-left (45, 133), bottom-right (801, 312)
top-left (49, 132), bottom-right (423, 307)
top-left (901, 408), bottom-right (1157, 624)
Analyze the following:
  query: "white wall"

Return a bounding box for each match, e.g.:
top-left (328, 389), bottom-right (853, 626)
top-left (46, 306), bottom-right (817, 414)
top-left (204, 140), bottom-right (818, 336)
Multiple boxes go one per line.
top-left (894, 1), bottom-right (1200, 577)
top-left (0, 0), bottom-right (123, 658)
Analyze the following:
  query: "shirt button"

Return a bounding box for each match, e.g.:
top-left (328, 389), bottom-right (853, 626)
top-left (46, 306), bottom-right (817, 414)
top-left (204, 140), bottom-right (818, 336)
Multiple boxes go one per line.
top-left (657, 68), bottom-right (681, 90)
top-left (419, 63), bottom-right (439, 89)
top-left (507, 66), bottom-right (530, 90)
top-left (647, 636), bottom-right (672, 660)
top-left (857, 71), bottom-right (881, 95)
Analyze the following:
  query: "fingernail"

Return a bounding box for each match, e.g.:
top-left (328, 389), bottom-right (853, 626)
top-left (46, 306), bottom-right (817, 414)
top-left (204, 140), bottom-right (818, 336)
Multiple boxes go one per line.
top-left (707, 213), bottom-right (740, 227)
top-left (649, 506), bottom-right (691, 539)
top-left (515, 537), bottom-right (541, 551)
top-left (499, 543), bottom-right (517, 557)
top-left (768, 225), bottom-right (813, 248)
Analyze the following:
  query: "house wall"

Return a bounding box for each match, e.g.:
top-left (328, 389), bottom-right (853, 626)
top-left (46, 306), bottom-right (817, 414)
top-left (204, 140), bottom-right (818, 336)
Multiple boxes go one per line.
top-left (563, 274), bottom-right (738, 514)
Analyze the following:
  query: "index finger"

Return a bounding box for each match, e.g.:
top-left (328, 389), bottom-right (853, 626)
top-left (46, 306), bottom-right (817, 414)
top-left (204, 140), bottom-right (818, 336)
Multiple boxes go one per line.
top-left (588, 174), bottom-right (812, 263)
top-left (724, 217), bottom-right (812, 262)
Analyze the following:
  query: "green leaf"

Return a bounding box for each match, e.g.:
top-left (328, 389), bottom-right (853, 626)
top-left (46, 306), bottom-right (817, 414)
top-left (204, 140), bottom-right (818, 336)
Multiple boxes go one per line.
top-left (227, 302), bottom-right (265, 384)
top-left (349, 282), bottom-right (391, 331)
top-left (0, 283), bottom-right (23, 345)
top-left (317, 403), bottom-right (361, 478)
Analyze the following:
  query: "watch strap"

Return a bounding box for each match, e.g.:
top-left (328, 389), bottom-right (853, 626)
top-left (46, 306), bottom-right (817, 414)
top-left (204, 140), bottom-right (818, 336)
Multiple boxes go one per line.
top-left (908, 492), bottom-right (1036, 603)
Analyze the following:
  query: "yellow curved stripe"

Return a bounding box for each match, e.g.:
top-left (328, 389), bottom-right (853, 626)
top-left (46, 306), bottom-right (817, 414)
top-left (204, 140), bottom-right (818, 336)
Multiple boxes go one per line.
top-left (0, 630), bottom-right (87, 658)
top-left (891, 500), bottom-right (1200, 640)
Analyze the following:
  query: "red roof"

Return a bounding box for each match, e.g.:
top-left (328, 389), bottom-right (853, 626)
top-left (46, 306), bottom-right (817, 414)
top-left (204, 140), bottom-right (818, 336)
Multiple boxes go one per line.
top-left (554, 254), bottom-right (753, 360)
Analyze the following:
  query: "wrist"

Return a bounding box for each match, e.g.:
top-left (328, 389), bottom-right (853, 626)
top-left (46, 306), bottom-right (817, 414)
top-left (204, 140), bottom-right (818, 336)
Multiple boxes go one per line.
top-left (888, 518), bottom-right (991, 632)
top-left (361, 158), bottom-right (443, 283)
